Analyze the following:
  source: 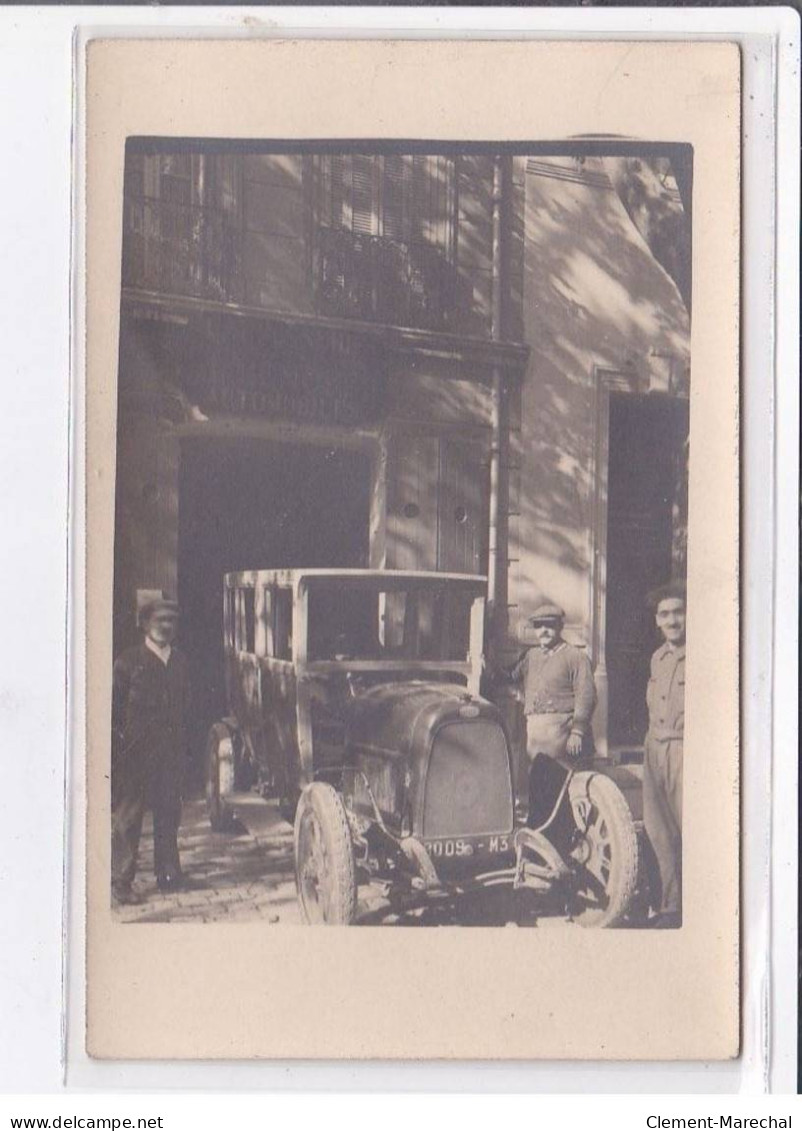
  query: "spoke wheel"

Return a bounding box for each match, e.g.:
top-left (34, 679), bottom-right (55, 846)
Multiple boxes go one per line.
top-left (567, 772), bottom-right (638, 928)
top-left (294, 782), bottom-right (357, 925)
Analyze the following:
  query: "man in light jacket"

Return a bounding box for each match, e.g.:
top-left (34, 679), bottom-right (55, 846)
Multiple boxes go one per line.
top-left (643, 583), bottom-right (686, 929)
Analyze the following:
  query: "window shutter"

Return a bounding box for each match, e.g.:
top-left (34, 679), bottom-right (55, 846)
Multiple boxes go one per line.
top-left (411, 156), bottom-right (430, 244)
top-left (431, 156), bottom-right (454, 253)
top-left (350, 155), bottom-right (377, 235)
top-left (316, 156), bottom-right (331, 226)
top-left (382, 154), bottom-right (410, 241)
top-left (410, 156), bottom-right (455, 251)
top-left (217, 155), bottom-right (240, 219)
top-left (330, 155), bottom-right (345, 228)
top-left (160, 154), bottom-right (192, 206)
top-left (316, 155), bottom-right (346, 228)
top-left (315, 153), bottom-right (454, 251)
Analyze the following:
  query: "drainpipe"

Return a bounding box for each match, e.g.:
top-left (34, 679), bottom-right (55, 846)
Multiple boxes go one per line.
top-left (486, 155), bottom-right (510, 659)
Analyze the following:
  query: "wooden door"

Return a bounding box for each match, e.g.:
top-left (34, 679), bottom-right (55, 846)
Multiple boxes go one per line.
top-left (385, 435), bottom-right (439, 571)
top-left (437, 436), bottom-right (488, 575)
top-left (385, 433), bottom-right (488, 576)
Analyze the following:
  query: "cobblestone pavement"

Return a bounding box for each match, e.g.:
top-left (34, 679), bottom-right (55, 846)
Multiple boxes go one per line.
top-left (113, 797), bottom-right (297, 924)
top-left (114, 795), bottom-right (577, 927)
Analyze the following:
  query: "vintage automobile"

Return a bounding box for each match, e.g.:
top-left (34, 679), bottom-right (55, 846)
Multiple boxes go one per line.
top-left (206, 568), bottom-right (639, 927)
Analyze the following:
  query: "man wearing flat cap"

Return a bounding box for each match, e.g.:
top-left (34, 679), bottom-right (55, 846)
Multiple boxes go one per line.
top-left (504, 603), bottom-right (596, 765)
top-left (643, 582), bottom-right (686, 928)
top-left (111, 595), bottom-right (191, 904)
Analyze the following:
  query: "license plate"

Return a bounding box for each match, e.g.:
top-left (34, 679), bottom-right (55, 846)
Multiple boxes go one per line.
top-left (423, 835), bottom-right (512, 859)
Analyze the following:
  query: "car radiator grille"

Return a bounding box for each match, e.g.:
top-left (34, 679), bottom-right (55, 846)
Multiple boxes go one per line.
top-left (422, 721), bottom-right (513, 839)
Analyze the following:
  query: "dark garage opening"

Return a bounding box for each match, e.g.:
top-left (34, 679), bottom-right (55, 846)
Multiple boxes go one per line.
top-left (178, 437), bottom-right (371, 774)
top-left (605, 393), bottom-right (689, 753)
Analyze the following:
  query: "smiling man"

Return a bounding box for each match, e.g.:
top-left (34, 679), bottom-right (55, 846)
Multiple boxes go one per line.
top-left (644, 583), bottom-right (687, 929)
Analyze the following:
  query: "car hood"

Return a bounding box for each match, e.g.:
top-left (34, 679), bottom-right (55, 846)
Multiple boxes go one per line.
top-left (344, 679), bottom-right (501, 762)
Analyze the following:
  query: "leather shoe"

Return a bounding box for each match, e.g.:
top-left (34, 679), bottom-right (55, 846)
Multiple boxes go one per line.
top-left (156, 872), bottom-right (185, 892)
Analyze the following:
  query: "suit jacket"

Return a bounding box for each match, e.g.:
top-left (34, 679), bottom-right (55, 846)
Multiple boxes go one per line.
top-left (111, 642), bottom-right (191, 800)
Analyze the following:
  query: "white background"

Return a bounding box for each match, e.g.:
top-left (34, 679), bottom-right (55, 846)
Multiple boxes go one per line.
top-left (0, 3), bottom-right (798, 1107)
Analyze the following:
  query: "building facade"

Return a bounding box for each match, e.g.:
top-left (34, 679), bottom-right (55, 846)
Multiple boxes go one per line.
top-left (508, 154), bottom-right (691, 758)
top-left (114, 146), bottom-right (528, 750)
top-left (114, 144), bottom-right (690, 764)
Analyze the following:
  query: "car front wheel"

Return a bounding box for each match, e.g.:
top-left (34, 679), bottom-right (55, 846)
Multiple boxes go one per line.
top-left (294, 782), bottom-right (357, 925)
top-left (566, 771), bottom-right (639, 928)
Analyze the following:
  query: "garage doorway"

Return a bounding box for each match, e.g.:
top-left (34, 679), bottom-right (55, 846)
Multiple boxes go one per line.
top-left (604, 392), bottom-right (689, 753)
top-left (177, 437), bottom-right (371, 765)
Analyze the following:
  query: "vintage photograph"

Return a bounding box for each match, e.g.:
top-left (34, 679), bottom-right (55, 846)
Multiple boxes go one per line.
top-left (109, 141), bottom-right (691, 930)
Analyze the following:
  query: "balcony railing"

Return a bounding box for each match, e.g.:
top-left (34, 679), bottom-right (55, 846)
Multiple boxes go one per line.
top-left (122, 201), bottom-right (480, 334)
top-left (122, 196), bottom-right (243, 303)
top-left (314, 226), bottom-right (473, 333)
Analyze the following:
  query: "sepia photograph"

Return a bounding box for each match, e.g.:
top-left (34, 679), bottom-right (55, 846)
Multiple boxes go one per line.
top-left (109, 140), bottom-right (691, 931)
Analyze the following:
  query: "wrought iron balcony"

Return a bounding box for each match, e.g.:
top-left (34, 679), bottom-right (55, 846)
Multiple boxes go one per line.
top-left (314, 225), bottom-right (472, 333)
top-left (122, 196), bottom-right (243, 303)
top-left (121, 202), bottom-right (480, 335)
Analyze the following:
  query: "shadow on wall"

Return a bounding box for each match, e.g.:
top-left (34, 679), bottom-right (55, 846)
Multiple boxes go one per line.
top-left (513, 155), bottom-right (691, 629)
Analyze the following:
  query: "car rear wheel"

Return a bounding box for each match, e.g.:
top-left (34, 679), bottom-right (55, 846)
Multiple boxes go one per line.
top-left (206, 722), bottom-right (237, 832)
top-left (566, 771), bottom-right (639, 928)
top-left (294, 782), bottom-right (357, 925)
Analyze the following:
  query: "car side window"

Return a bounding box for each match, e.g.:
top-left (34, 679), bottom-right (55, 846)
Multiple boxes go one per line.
top-left (262, 586), bottom-right (274, 657)
top-left (381, 590), bottom-right (407, 653)
top-left (225, 588), bottom-right (236, 650)
top-left (273, 587), bottom-right (293, 661)
top-left (229, 586), bottom-right (256, 654)
top-left (242, 588), bottom-right (256, 653)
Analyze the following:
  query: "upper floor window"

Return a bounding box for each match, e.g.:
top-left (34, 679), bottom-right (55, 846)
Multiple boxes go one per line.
top-left (121, 148), bottom-right (495, 334)
top-left (312, 155), bottom-right (467, 331)
top-left (122, 151), bottom-right (243, 301)
top-left (314, 154), bottom-right (456, 255)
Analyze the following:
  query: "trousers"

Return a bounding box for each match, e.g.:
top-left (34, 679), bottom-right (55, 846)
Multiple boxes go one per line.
top-left (525, 712), bottom-right (594, 763)
top-left (525, 712), bottom-right (573, 761)
top-left (642, 735), bottom-right (683, 916)
top-left (111, 773), bottom-right (182, 890)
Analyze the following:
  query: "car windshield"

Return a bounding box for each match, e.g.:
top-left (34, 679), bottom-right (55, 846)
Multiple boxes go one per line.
top-left (306, 580), bottom-right (475, 663)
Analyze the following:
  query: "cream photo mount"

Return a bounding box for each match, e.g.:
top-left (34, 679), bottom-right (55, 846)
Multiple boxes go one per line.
top-left (84, 38), bottom-right (740, 1062)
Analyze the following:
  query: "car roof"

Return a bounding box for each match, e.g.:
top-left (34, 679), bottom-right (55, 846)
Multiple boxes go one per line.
top-left (224, 568), bottom-right (488, 589)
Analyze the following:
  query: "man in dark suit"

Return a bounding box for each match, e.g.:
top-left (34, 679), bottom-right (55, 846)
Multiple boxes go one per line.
top-left (111, 596), bottom-right (191, 905)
